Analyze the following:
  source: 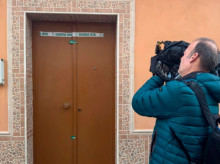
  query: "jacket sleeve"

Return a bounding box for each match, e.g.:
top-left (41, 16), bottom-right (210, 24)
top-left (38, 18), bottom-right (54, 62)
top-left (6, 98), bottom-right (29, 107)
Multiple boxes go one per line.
top-left (132, 76), bottom-right (181, 118)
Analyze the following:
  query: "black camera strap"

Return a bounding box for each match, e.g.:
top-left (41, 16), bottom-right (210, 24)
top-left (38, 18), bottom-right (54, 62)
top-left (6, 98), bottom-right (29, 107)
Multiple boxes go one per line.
top-left (184, 81), bottom-right (216, 128)
top-left (170, 80), bottom-right (215, 164)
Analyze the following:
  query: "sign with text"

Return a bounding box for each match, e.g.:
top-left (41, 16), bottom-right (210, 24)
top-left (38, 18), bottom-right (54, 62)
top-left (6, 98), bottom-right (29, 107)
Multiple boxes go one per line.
top-left (40, 31), bottom-right (104, 37)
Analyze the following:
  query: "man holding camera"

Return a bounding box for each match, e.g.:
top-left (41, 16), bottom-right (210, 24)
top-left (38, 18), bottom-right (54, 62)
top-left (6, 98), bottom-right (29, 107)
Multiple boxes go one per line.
top-left (132, 38), bottom-right (220, 164)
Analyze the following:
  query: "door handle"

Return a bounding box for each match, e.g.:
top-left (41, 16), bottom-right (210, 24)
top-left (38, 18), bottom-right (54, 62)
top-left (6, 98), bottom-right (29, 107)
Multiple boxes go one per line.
top-left (63, 102), bottom-right (71, 109)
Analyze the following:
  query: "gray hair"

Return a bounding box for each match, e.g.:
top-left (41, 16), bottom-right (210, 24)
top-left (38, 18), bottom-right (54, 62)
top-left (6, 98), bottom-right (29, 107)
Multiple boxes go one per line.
top-left (191, 38), bottom-right (220, 71)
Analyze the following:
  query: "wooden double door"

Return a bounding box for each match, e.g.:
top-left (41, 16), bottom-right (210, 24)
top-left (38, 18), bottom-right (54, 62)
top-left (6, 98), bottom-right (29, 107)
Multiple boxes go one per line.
top-left (33, 21), bottom-right (115, 164)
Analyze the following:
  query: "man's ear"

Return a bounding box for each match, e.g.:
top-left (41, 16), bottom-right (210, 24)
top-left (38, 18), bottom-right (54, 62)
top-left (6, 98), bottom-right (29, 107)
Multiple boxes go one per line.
top-left (189, 53), bottom-right (199, 63)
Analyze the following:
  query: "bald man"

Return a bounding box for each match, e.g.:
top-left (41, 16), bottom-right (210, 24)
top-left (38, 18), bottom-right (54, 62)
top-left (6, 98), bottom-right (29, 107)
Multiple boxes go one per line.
top-left (132, 38), bottom-right (220, 164)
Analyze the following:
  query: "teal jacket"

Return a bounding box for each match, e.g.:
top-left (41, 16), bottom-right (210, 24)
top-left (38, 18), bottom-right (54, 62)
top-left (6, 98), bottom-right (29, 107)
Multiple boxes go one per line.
top-left (132, 73), bottom-right (220, 164)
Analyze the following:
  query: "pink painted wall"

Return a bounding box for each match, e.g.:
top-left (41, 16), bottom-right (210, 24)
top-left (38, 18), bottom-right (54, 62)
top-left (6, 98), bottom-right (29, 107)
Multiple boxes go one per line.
top-left (135, 0), bottom-right (220, 129)
top-left (0, 0), bottom-right (8, 131)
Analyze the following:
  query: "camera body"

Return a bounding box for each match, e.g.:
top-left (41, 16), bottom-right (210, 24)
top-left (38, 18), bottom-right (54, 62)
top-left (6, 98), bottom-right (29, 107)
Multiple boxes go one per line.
top-left (150, 41), bottom-right (189, 81)
top-left (150, 40), bottom-right (220, 81)
top-left (211, 63), bottom-right (220, 77)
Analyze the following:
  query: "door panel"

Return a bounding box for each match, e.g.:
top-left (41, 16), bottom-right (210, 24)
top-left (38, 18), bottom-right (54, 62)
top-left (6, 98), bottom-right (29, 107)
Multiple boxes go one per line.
top-left (33, 21), bottom-right (115, 164)
top-left (76, 23), bottom-right (115, 164)
top-left (33, 21), bottom-right (74, 164)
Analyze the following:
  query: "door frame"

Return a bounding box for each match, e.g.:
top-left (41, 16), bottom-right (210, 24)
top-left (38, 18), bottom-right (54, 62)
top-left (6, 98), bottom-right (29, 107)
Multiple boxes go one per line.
top-left (24, 12), bottom-right (120, 163)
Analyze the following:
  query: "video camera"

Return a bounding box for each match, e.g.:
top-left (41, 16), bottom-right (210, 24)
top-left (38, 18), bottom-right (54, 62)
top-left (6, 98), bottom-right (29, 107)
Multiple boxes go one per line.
top-left (150, 40), bottom-right (220, 81)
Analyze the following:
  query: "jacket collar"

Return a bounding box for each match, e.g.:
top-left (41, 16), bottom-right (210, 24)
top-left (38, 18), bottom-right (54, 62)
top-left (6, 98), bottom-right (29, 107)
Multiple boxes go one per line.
top-left (179, 71), bottom-right (204, 81)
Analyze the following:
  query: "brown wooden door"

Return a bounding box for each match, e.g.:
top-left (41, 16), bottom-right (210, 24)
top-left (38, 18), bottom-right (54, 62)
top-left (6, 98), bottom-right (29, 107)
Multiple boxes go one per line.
top-left (33, 21), bottom-right (115, 164)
